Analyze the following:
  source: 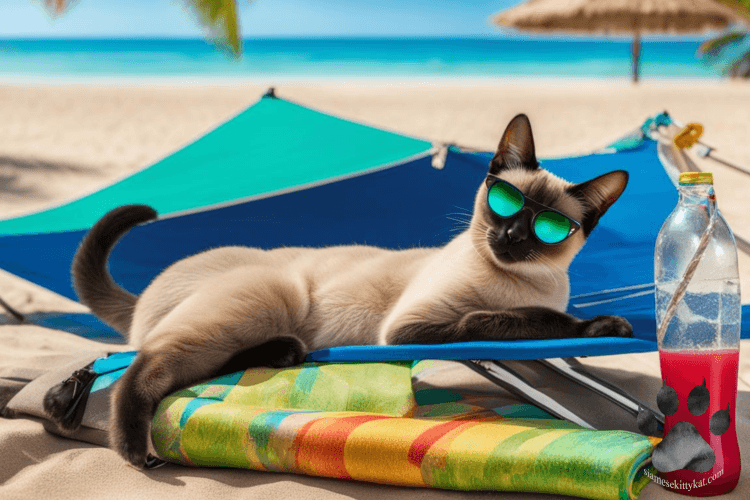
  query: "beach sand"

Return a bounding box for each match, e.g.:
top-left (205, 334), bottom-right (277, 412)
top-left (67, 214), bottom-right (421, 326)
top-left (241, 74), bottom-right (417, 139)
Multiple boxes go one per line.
top-left (1, 81), bottom-right (750, 499)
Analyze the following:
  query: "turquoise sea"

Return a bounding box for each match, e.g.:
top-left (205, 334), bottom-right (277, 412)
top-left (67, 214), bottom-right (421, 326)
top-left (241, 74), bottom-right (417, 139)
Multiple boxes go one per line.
top-left (0, 37), bottom-right (721, 82)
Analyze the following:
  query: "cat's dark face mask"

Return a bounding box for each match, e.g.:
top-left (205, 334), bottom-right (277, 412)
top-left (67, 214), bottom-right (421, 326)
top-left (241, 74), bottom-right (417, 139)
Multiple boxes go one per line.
top-left (478, 113), bottom-right (629, 266)
top-left (484, 177), bottom-right (581, 264)
top-left (486, 177), bottom-right (581, 245)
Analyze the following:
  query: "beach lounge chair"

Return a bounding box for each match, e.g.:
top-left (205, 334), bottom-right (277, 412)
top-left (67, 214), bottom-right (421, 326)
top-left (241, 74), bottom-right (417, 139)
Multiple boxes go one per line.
top-left (0, 91), bottom-right (748, 434)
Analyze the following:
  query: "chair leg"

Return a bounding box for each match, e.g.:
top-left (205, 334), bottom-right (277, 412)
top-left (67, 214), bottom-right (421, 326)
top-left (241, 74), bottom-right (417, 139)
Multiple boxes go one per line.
top-left (462, 358), bottom-right (665, 435)
top-left (0, 294), bottom-right (24, 323)
top-left (461, 359), bottom-right (596, 429)
top-left (538, 357), bottom-right (664, 433)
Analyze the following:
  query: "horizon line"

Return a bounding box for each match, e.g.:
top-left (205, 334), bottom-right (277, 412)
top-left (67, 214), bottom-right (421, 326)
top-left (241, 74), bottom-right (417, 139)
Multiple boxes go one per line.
top-left (0, 33), bottom-right (715, 42)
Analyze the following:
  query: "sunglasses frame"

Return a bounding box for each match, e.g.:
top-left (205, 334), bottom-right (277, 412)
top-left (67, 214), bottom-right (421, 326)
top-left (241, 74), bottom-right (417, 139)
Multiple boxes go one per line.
top-left (485, 177), bottom-right (581, 245)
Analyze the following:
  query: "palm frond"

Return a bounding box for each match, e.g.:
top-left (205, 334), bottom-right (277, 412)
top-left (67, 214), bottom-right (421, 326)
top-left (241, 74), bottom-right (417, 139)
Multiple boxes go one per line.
top-left (698, 0), bottom-right (750, 78)
top-left (698, 30), bottom-right (750, 76)
top-left (38, 0), bottom-right (243, 58)
top-left (183, 0), bottom-right (243, 58)
top-left (699, 32), bottom-right (747, 57)
top-left (41, 0), bottom-right (79, 16)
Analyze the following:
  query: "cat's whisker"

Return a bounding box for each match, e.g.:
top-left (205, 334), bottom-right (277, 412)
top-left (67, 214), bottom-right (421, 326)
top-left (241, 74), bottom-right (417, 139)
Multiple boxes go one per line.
top-left (471, 245), bottom-right (492, 267)
top-left (451, 205), bottom-right (473, 215)
top-left (465, 225), bottom-right (494, 267)
top-left (441, 217), bottom-right (472, 238)
top-left (436, 226), bottom-right (469, 239)
top-left (445, 214), bottom-right (471, 222)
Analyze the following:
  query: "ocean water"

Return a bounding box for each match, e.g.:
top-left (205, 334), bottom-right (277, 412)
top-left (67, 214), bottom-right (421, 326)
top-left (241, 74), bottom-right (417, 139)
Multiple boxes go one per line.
top-left (0, 37), bottom-right (721, 82)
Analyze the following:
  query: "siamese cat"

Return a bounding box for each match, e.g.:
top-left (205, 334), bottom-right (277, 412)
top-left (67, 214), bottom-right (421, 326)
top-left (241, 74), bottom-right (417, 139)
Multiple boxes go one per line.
top-left (45, 114), bottom-right (631, 467)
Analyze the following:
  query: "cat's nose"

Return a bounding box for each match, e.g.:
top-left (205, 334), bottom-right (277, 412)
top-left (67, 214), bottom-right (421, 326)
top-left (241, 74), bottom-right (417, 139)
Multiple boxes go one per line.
top-left (506, 219), bottom-right (529, 244)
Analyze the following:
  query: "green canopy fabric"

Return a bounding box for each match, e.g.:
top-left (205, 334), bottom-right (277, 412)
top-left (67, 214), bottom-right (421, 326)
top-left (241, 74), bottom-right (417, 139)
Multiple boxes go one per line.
top-left (0, 96), bottom-right (432, 236)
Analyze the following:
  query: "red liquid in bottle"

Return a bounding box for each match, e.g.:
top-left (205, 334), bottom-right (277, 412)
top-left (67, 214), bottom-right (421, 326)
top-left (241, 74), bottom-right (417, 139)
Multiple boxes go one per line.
top-left (658, 349), bottom-right (741, 496)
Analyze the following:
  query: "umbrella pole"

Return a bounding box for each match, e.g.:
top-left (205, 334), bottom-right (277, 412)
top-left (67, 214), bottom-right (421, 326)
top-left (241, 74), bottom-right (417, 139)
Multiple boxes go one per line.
top-left (631, 33), bottom-right (641, 83)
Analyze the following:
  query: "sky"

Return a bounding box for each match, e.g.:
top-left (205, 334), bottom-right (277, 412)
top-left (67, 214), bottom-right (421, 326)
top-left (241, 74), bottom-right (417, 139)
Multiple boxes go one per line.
top-left (0, 0), bottom-right (525, 38)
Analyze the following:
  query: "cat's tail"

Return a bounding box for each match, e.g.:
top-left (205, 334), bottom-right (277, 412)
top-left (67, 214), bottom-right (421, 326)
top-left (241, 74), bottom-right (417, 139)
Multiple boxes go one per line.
top-left (72, 205), bottom-right (158, 334)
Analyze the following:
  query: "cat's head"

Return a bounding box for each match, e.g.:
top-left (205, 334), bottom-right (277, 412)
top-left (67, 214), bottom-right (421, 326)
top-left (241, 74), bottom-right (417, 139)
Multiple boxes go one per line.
top-left (470, 114), bottom-right (628, 271)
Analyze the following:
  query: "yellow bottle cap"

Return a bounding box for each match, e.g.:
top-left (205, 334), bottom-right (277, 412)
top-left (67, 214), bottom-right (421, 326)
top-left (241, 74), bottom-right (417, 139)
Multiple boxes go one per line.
top-left (679, 172), bottom-right (713, 185)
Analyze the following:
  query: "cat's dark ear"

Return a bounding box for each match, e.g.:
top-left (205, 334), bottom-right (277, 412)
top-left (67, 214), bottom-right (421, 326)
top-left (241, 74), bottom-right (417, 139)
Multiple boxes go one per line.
top-left (489, 114), bottom-right (539, 175)
top-left (567, 170), bottom-right (629, 236)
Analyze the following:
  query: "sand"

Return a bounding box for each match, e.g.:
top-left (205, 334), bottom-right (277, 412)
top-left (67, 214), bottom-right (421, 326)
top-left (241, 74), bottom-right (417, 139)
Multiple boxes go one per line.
top-left (1, 80), bottom-right (749, 499)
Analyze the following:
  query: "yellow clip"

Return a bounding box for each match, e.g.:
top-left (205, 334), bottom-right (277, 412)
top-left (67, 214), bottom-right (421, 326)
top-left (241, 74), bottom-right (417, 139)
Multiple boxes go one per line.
top-left (673, 123), bottom-right (703, 149)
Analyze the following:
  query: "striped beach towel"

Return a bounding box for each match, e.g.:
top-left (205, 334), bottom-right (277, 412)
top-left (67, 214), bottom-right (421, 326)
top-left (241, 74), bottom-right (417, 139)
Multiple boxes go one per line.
top-left (134, 357), bottom-right (657, 500)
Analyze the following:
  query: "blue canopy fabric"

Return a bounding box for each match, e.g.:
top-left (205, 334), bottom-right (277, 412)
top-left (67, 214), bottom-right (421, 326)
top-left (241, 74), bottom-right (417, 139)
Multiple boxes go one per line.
top-left (0, 97), bottom-right (746, 360)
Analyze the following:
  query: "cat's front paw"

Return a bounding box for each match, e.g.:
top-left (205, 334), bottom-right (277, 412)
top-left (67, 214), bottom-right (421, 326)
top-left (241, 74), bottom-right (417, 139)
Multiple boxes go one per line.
top-left (580, 315), bottom-right (633, 338)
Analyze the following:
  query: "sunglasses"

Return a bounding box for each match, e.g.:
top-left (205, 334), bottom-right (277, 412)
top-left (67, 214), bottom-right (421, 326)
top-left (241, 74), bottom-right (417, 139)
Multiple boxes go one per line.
top-left (486, 178), bottom-right (581, 245)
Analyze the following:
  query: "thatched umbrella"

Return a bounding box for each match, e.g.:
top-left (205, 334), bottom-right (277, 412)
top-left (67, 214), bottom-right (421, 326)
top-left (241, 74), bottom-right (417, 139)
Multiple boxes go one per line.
top-left (492, 0), bottom-right (747, 82)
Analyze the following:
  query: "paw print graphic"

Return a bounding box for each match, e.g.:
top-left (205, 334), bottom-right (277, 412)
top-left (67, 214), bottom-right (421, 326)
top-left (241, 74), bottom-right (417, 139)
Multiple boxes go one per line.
top-left (651, 377), bottom-right (731, 473)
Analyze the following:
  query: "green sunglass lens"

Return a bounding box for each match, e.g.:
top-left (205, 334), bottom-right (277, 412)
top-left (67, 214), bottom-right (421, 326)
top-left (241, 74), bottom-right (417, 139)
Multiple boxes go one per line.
top-left (488, 182), bottom-right (523, 217)
top-left (535, 211), bottom-right (572, 244)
